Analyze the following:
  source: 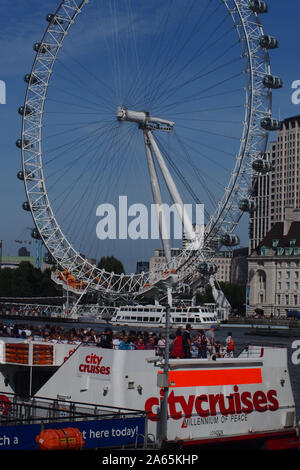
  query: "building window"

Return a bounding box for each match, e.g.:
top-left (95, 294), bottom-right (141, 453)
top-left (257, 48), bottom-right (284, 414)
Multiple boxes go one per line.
top-left (286, 295), bottom-right (289, 305)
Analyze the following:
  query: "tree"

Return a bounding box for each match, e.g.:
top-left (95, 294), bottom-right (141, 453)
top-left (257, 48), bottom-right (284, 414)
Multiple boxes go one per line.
top-left (196, 282), bottom-right (246, 312)
top-left (0, 262), bottom-right (59, 298)
top-left (97, 256), bottom-right (125, 274)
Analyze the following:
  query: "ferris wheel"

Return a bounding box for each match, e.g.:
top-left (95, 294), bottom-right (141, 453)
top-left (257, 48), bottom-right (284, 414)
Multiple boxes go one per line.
top-left (17, 0), bottom-right (281, 299)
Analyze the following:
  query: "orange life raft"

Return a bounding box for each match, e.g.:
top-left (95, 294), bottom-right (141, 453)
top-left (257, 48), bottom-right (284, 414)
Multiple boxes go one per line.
top-left (36, 427), bottom-right (85, 450)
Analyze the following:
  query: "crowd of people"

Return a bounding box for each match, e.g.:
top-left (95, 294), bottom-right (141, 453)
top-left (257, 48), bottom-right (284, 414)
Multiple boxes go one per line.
top-left (170, 324), bottom-right (235, 359)
top-left (0, 321), bottom-right (235, 359)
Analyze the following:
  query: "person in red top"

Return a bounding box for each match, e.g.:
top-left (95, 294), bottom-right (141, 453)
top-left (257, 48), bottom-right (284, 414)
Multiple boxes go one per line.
top-left (136, 337), bottom-right (146, 350)
top-left (171, 329), bottom-right (185, 358)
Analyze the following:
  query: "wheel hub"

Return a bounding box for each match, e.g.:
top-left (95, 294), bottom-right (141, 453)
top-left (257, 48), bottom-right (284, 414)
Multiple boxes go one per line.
top-left (117, 106), bottom-right (174, 132)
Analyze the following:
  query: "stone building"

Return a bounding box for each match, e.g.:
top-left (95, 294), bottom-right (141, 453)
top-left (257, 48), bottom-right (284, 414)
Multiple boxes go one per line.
top-left (248, 208), bottom-right (300, 317)
top-left (250, 115), bottom-right (300, 252)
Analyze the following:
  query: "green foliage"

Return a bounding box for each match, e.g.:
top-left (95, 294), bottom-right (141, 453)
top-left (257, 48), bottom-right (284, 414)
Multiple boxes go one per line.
top-left (196, 282), bottom-right (246, 312)
top-left (97, 256), bottom-right (125, 274)
top-left (0, 262), bottom-right (58, 297)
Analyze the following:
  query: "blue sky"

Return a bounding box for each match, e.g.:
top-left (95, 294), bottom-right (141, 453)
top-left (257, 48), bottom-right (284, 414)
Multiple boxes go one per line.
top-left (0, 0), bottom-right (300, 274)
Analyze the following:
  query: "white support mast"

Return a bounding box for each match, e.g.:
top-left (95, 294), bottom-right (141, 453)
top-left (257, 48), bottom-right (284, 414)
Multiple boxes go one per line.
top-left (117, 106), bottom-right (200, 252)
top-left (146, 130), bottom-right (199, 250)
top-left (143, 131), bottom-right (171, 263)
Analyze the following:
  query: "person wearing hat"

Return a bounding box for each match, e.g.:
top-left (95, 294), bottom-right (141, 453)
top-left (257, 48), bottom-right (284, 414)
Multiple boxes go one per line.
top-left (206, 325), bottom-right (216, 359)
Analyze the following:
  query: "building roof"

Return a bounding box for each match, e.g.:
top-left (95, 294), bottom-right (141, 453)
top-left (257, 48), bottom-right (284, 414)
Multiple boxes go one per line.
top-left (281, 115), bottom-right (300, 129)
top-left (253, 221), bottom-right (300, 252)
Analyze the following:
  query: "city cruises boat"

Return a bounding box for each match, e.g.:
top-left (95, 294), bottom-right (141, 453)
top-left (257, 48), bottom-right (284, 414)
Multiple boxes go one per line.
top-left (0, 338), bottom-right (299, 450)
top-left (109, 305), bottom-right (218, 329)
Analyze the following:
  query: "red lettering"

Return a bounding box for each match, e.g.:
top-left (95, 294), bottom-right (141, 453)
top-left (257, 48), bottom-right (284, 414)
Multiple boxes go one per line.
top-left (85, 355), bottom-right (91, 363)
top-left (105, 367), bottom-right (111, 375)
top-left (177, 395), bottom-right (195, 419)
top-left (195, 395), bottom-right (209, 417)
top-left (233, 385), bottom-right (242, 414)
top-left (218, 394), bottom-right (235, 415)
top-left (240, 391), bottom-right (254, 414)
top-left (168, 391), bottom-right (182, 420)
top-left (253, 390), bottom-right (268, 412)
top-left (145, 388), bottom-right (279, 421)
top-left (99, 366), bottom-right (105, 374)
top-left (145, 397), bottom-right (160, 421)
top-left (267, 389), bottom-right (279, 411)
top-left (208, 394), bottom-right (220, 416)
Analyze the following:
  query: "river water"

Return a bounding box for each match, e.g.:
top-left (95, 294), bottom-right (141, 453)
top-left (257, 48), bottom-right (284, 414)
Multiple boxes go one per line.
top-left (3, 318), bottom-right (300, 421)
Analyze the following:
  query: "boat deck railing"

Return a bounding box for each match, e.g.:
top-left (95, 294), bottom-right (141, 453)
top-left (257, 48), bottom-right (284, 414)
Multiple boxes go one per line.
top-left (0, 391), bottom-right (147, 427)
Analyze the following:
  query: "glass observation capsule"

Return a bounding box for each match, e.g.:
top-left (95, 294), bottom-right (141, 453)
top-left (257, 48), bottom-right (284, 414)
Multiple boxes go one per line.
top-left (43, 253), bottom-right (56, 264)
top-left (17, 170), bottom-right (34, 181)
top-left (46, 13), bottom-right (65, 24)
top-left (24, 74), bottom-right (40, 85)
top-left (252, 159), bottom-right (273, 173)
top-left (33, 43), bottom-right (51, 54)
top-left (238, 199), bottom-right (256, 212)
top-left (22, 202), bottom-right (30, 211)
top-left (198, 262), bottom-right (208, 273)
top-left (31, 229), bottom-right (41, 240)
top-left (259, 35), bottom-right (278, 49)
top-left (18, 105), bottom-right (34, 116)
top-left (220, 234), bottom-right (240, 247)
top-left (248, 1), bottom-right (268, 14)
top-left (16, 139), bottom-right (32, 149)
top-left (197, 261), bottom-right (217, 274)
top-left (206, 262), bottom-right (218, 274)
top-left (260, 117), bottom-right (281, 131)
top-left (262, 75), bottom-right (283, 89)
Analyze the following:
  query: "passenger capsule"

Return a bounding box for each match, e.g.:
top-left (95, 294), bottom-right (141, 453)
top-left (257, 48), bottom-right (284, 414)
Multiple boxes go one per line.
top-left (31, 229), bottom-right (41, 240)
top-left (248, 0), bottom-right (268, 14)
top-left (22, 202), bottom-right (30, 211)
top-left (260, 117), bottom-right (281, 131)
top-left (206, 262), bottom-right (218, 274)
top-left (262, 75), bottom-right (283, 89)
top-left (46, 14), bottom-right (65, 24)
top-left (44, 253), bottom-right (56, 264)
top-left (17, 170), bottom-right (34, 180)
top-left (16, 139), bottom-right (33, 149)
top-left (198, 262), bottom-right (208, 273)
top-left (238, 199), bottom-right (256, 212)
top-left (220, 234), bottom-right (240, 247)
top-left (18, 105), bottom-right (34, 116)
top-left (33, 42), bottom-right (51, 54)
top-left (259, 35), bottom-right (278, 49)
top-left (24, 74), bottom-right (40, 85)
top-left (252, 159), bottom-right (273, 173)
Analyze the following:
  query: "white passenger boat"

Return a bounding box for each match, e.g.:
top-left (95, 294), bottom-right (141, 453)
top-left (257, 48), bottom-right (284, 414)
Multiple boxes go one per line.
top-left (0, 338), bottom-right (299, 450)
top-left (109, 305), bottom-right (218, 329)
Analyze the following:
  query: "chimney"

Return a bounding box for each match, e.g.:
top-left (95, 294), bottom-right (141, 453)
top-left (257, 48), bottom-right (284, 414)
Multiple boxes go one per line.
top-left (283, 207), bottom-right (300, 236)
